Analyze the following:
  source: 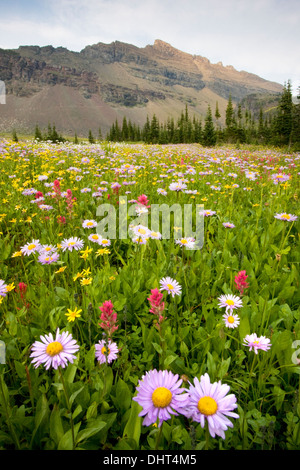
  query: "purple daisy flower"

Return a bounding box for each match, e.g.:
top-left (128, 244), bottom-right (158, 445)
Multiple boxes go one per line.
top-left (274, 213), bottom-right (298, 222)
top-left (218, 294), bottom-right (243, 313)
top-left (182, 373), bottom-right (239, 439)
top-left (20, 239), bottom-right (41, 256)
top-left (160, 277), bottom-right (182, 297)
top-left (30, 328), bottom-right (79, 370)
top-left (243, 333), bottom-right (271, 354)
top-left (95, 339), bottom-right (119, 364)
top-left (0, 279), bottom-right (8, 297)
top-left (133, 369), bottom-right (189, 427)
top-left (61, 237), bottom-right (84, 252)
top-left (38, 251), bottom-right (60, 265)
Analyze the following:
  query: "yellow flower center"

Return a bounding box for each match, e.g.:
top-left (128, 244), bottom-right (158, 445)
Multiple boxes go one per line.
top-left (138, 228), bottom-right (146, 235)
top-left (226, 299), bottom-right (234, 306)
top-left (27, 244), bottom-right (36, 250)
top-left (282, 214), bottom-right (290, 219)
top-left (101, 346), bottom-right (111, 355)
top-left (68, 241), bottom-right (75, 246)
top-left (152, 387), bottom-right (172, 408)
top-left (92, 234), bottom-right (99, 239)
top-left (197, 396), bottom-right (218, 416)
top-left (46, 341), bottom-right (63, 357)
top-left (101, 239), bottom-right (108, 244)
top-left (227, 315), bottom-right (235, 323)
top-left (87, 222), bottom-right (93, 226)
top-left (181, 239), bottom-right (187, 244)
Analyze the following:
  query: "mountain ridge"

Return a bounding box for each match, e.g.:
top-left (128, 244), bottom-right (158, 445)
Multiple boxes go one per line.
top-left (0, 39), bottom-right (283, 137)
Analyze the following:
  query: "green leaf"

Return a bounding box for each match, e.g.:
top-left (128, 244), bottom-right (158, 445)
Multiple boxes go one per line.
top-left (123, 399), bottom-right (142, 448)
top-left (58, 422), bottom-right (81, 450)
top-left (115, 379), bottom-right (132, 411)
top-left (152, 342), bottom-right (163, 354)
top-left (76, 420), bottom-right (106, 444)
top-left (218, 357), bottom-right (231, 380)
top-left (164, 354), bottom-right (178, 368)
top-left (50, 404), bottom-right (64, 445)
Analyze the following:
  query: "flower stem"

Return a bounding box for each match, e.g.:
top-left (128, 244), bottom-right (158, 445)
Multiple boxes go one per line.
top-left (155, 422), bottom-right (163, 450)
top-left (58, 366), bottom-right (75, 449)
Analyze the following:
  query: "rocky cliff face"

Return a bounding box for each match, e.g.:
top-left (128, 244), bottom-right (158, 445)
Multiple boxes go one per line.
top-left (0, 40), bottom-right (283, 136)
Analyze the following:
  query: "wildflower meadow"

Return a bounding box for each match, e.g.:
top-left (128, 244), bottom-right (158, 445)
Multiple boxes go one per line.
top-left (0, 138), bottom-right (299, 451)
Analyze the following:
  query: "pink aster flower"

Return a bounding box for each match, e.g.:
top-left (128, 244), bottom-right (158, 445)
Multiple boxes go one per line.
top-left (133, 369), bottom-right (189, 427)
top-left (0, 280), bottom-right (8, 297)
top-left (169, 180), bottom-right (187, 192)
top-left (61, 237), bottom-right (84, 252)
top-left (218, 294), bottom-right (243, 313)
top-left (160, 277), bottom-right (182, 297)
top-left (88, 233), bottom-right (101, 243)
top-left (223, 222), bottom-right (235, 229)
top-left (38, 251), bottom-right (60, 265)
top-left (82, 219), bottom-right (98, 229)
top-left (95, 339), bottom-right (119, 364)
top-left (20, 239), bottom-right (41, 256)
top-left (274, 213), bottom-right (298, 222)
top-left (243, 333), bottom-right (271, 354)
top-left (181, 373), bottom-right (239, 439)
top-left (272, 173), bottom-right (290, 185)
top-left (30, 328), bottom-right (79, 370)
top-left (223, 312), bottom-right (240, 329)
top-left (199, 209), bottom-right (216, 217)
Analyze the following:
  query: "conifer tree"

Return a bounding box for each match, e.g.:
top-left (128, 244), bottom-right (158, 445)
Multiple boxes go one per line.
top-left (273, 81), bottom-right (293, 146)
top-left (34, 124), bottom-right (43, 141)
top-left (12, 129), bottom-right (18, 142)
top-left (203, 105), bottom-right (216, 146)
top-left (88, 129), bottom-right (95, 144)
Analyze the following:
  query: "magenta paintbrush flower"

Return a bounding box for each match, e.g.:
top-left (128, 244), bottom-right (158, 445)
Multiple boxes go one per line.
top-left (99, 300), bottom-right (118, 338)
top-left (234, 270), bottom-right (249, 295)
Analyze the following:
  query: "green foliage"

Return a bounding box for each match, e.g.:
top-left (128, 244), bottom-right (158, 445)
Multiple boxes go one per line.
top-left (0, 139), bottom-right (299, 450)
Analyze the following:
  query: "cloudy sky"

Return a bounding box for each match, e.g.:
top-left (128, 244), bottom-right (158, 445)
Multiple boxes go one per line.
top-left (1, 0), bottom-right (299, 94)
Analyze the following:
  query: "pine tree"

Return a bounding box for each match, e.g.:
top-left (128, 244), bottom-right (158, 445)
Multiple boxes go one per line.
top-left (215, 101), bottom-right (221, 123)
top-left (273, 81), bottom-right (293, 146)
top-left (74, 132), bottom-right (79, 144)
top-left (34, 124), bottom-right (43, 141)
top-left (121, 117), bottom-right (129, 141)
top-left (203, 105), bottom-right (216, 146)
top-left (150, 114), bottom-right (160, 143)
top-left (12, 129), bottom-right (18, 142)
top-left (88, 129), bottom-right (95, 144)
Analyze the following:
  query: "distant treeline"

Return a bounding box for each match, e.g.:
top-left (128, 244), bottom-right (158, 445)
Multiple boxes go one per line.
top-left (12, 81), bottom-right (299, 150)
top-left (105, 81), bottom-right (300, 150)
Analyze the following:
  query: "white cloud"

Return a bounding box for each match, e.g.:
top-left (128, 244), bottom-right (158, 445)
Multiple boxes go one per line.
top-left (0, 0), bottom-right (299, 93)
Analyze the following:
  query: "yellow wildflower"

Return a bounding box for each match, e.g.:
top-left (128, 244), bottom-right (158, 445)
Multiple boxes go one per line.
top-left (65, 307), bottom-right (82, 322)
top-left (55, 266), bottom-right (67, 274)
